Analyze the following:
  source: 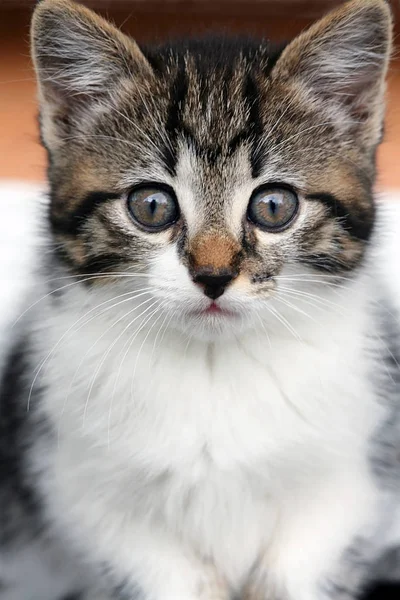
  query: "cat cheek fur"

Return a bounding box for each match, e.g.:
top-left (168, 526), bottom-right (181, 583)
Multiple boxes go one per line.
top-left (0, 1), bottom-right (397, 600)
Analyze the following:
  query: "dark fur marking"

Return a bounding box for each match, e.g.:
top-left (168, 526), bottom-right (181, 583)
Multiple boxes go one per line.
top-left (51, 191), bottom-right (120, 235)
top-left (0, 337), bottom-right (44, 537)
top-left (162, 57), bottom-right (188, 175)
top-left (361, 583), bottom-right (400, 600)
top-left (146, 35), bottom-right (269, 74)
top-left (306, 192), bottom-right (374, 241)
top-left (181, 124), bottom-right (226, 165)
top-left (175, 222), bottom-right (188, 260)
top-left (369, 297), bottom-right (400, 489)
top-left (319, 535), bottom-right (374, 600)
top-left (180, 124), bottom-right (202, 155)
top-left (52, 245), bottom-right (83, 275)
top-left (244, 73), bottom-right (264, 178)
top-left (300, 253), bottom-right (353, 273)
top-left (78, 253), bottom-right (126, 276)
top-left (227, 129), bottom-right (252, 156)
top-left (252, 272), bottom-right (272, 284)
top-left (144, 36), bottom-right (285, 174)
top-left (112, 582), bottom-right (145, 600)
top-left (98, 564), bottom-right (145, 600)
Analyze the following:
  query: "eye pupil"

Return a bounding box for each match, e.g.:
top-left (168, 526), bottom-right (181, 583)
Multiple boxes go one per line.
top-left (149, 198), bottom-right (157, 214)
top-left (248, 186), bottom-right (298, 231)
top-left (128, 186), bottom-right (178, 231)
top-left (269, 199), bottom-right (277, 214)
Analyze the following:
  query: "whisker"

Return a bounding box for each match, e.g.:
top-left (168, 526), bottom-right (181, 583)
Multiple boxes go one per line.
top-left (274, 290), bottom-right (331, 316)
top-left (129, 308), bottom-right (166, 411)
top-left (44, 272), bottom-right (150, 283)
top-left (111, 107), bottom-right (162, 156)
top-left (274, 277), bottom-right (351, 289)
top-left (14, 273), bottom-right (151, 326)
top-left (277, 285), bottom-right (347, 315)
top-left (61, 131), bottom-right (158, 154)
top-left (375, 331), bottom-right (400, 372)
top-left (107, 305), bottom-right (163, 448)
top-left (275, 273), bottom-right (352, 281)
top-left (82, 298), bottom-right (159, 429)
top-left (30, 288), bottom-right (153, 414)
top-left (56, 289), bottom-right (153, 435)
top-left (271, 119), bottom-right (363, 154)
top-left (148, 309), bottom-right (173, 368)
top-left (264, 303), bottom-right (303, 341)
top-left (252, 98), bottom-right (296, 157)
top-left (134, 83), bottom-right (173, 153)
top-left (254, 311), bottom-right (272, 350)
top-left (156, 307), bottom-right (177, 350)
top-left (273, 294), bottom-right (321, 325)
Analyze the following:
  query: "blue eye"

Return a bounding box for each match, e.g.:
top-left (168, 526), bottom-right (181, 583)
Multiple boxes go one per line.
top-left (248, 186), bottom-right (299, 231)
top-left (127, 186), bottom-right (179, 231)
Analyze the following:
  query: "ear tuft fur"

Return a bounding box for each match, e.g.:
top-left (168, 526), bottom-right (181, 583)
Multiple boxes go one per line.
top-left (31, 0), bottom-right (151, 98)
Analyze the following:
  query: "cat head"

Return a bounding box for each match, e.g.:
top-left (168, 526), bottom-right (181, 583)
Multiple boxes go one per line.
top-left (31, 0), bottom-right (392, 340)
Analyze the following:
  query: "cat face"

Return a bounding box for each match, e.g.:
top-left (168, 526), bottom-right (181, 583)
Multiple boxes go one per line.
top-left (31, 0), bottom-right (392, 339)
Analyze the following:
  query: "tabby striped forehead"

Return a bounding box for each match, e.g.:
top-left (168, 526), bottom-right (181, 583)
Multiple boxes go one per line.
top-left (47, 37), bottom-right (287, 228)
top-left (31, 0), bottom-right (392, 277)
top-left (143, 38), bottom-right (283, 178)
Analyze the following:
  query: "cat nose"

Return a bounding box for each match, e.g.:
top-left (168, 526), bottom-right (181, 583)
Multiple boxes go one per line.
top-left (193, 271), bottom-right (235, 300)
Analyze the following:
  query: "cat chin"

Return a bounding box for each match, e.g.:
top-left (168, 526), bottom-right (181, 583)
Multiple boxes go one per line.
top-left (170, 310), bottom-right (253, 342)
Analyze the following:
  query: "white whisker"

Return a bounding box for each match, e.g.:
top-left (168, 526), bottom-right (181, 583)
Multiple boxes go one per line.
top-left (56, 289), bottom-right (153, 436)
top-left (29, 288), bottom-right (153, 414)
top-left (148, 309), bottom-right (173, 369)
top-left (107, 305), bottom-right (163, 448)
top-left (273, 294), bottom-right (320, 325)
top-left (129, 309), bottom-right (165, 410)
top-left (14, 273), bottom-right (150, 326)
top-left (264, 303), bottom-right (303, 341)
top-left (82, 298), bottom-right (159, 430)
top-left (277, 285), bottom-right (347, 315)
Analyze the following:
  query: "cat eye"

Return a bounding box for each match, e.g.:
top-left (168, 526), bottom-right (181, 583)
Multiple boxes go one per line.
top-left (127, 186), bottom-right (179, 231)
top-left (247, 186), bottom-right (299, 232)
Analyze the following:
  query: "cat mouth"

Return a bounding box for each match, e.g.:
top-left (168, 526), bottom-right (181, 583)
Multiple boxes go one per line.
top-left (195, 302), bottom-right (237, 317)
top-left (205, 302), bottom-right (223, 314)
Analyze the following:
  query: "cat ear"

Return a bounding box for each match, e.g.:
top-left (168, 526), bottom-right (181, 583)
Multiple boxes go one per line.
top-left (271, 0), bottom-right (392, 138)
top-left (31, 0), bottom-right (152, 131)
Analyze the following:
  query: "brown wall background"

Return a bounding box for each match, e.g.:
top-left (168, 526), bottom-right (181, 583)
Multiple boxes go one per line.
top-left (1, 1), bottom-right (399, 188)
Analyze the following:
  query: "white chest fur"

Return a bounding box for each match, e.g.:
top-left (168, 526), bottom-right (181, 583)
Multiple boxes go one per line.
top-left (36, 283), bottom-right (381, 585)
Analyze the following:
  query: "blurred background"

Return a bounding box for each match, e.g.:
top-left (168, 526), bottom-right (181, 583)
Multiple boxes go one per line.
top-left (1, 0), bottom-right (399, 191)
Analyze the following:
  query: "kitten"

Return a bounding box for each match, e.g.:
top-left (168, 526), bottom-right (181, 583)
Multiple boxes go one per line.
top-left (0, 0), bottom-right (399, 599)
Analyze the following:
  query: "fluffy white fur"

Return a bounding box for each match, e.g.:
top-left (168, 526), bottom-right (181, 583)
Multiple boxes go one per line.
top-left (39, 281), bottom-right (380, 599)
